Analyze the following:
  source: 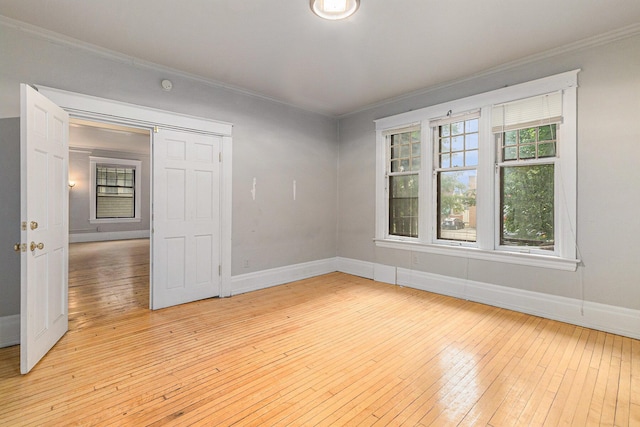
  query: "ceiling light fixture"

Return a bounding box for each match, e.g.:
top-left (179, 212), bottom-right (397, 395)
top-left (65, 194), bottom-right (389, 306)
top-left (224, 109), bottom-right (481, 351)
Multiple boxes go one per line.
top-left (310, 0), bottom-right (360, 20)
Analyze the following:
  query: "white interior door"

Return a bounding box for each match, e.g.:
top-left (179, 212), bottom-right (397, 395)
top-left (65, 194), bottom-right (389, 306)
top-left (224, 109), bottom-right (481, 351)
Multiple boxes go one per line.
top-left (20, 84), bottom-right (69, 374)
top-left (152, 128), bottom-right (221, 309)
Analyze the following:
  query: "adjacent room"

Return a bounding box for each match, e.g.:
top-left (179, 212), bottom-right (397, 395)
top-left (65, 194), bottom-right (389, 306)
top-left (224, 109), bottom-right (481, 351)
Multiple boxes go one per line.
top-left (0, 1), bottom-right (638, 425)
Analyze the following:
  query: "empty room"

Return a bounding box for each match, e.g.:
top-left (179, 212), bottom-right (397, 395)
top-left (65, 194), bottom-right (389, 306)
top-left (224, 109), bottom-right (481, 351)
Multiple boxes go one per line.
top-left (0, 1), bottom-right (639, 425)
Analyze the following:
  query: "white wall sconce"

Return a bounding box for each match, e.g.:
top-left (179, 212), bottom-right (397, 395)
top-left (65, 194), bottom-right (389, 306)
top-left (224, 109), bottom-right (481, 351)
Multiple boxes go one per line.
top-left (310, 0), bottom-right (360, 20)
top-left (68, 180), bottom-right (76, 188)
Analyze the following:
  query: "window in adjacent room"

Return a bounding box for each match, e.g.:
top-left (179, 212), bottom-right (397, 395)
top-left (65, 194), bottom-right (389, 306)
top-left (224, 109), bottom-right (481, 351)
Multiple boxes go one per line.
top-left (90, 157), bottom-right (142, 223)
top-left (96, 165), bottom-right (136, 218)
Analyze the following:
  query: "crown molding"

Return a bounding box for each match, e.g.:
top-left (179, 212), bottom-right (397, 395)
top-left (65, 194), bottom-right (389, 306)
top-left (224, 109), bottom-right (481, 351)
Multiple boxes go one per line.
top-left (0, 15), bottom-right (337, 118)
top-left (340, 23), bottom-right (640, 119)
top-left (2, 15), bottom-right (638, 120)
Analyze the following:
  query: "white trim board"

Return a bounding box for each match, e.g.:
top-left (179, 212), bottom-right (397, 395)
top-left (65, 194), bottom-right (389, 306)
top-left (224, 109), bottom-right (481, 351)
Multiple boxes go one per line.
top-left (394, 267), bottom-right (640, 340)
top-left (69, 230), bottom-right (150, 243)
top-left (336, 257), bottom-right (375, 280)
top-left (0, 315), bottom-right (20, 348)
top-left (334, 257), bottom-right (639, 340)
top-left (231, 258), bottom-right (337, 296)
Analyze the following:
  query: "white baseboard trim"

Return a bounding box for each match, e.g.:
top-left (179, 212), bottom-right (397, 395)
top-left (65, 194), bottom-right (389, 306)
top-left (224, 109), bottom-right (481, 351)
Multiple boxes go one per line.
top-left (69, 230), bottom-right (150, 243)
top-left (395, 267), bottom-right (640, 340)
top-left (336, 257), bottom-right (374, 279)
top-left (231, 258), bottom-right (338, 296)
top-left (0, 315), bottom-right (20, 348)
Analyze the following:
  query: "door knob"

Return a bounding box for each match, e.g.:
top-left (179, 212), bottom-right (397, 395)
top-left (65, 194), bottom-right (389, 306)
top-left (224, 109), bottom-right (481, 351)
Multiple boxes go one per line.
top-left (30, 221), bottom-right (38, 230)
top-left (30, 242), bottom-right (44, 252)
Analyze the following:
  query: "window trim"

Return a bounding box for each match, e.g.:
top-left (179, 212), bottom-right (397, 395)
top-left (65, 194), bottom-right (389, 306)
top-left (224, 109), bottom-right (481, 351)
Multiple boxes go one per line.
top-left (374, 70), bottom-right (580, 271)
top-left (89, 156), bottom-right (142, 224)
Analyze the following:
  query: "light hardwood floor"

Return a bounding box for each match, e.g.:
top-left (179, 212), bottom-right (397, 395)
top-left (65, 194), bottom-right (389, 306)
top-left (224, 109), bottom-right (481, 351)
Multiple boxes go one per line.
top-left (0, 239), bottom-right (638, 426)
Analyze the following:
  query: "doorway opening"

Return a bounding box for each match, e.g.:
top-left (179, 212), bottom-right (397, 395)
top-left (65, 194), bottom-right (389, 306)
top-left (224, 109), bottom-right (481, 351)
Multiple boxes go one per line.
top-left (68, 118), bottom-right (152, 324)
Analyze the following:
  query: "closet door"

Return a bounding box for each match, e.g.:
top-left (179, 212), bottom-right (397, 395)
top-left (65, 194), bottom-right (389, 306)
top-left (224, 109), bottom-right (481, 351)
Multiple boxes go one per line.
top-left (152, 128), bottom-right (221, 309)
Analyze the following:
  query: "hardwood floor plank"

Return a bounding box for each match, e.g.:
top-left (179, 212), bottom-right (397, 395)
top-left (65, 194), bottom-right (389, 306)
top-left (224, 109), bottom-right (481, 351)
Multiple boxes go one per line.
top-left (0, 239), bottom-right (637, 426)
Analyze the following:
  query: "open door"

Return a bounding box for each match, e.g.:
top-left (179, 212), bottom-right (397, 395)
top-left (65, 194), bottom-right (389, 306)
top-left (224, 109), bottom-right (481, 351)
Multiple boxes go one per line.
top-left (152, 128), bottom-right (221, 309)
top-left (20, 84), bottom-right (69, 374)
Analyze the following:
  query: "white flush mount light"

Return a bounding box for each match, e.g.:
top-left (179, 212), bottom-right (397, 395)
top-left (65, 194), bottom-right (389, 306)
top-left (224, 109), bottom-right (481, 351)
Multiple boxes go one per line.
top-left (310, 0), bottom-right (360, 20)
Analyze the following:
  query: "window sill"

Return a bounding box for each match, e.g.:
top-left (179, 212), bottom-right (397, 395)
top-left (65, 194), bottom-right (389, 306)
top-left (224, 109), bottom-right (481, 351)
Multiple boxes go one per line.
top-left (374, 238), bottom-right (579, 271)
top-left (90, 218), bottom-right (141, 224)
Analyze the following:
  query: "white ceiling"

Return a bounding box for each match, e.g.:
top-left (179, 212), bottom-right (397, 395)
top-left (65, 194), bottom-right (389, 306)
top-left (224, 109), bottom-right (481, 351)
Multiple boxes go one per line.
top-left (1, 1), bottom-right (639, 116)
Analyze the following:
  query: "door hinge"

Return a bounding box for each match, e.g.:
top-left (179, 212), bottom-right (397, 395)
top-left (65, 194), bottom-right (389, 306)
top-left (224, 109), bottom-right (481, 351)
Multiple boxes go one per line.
top-left (154, 126), bottom-right (159, 134)
top-left (13, 243), bottom-right (26, 253)
top-left (21, 221), bottom-right (27, 231)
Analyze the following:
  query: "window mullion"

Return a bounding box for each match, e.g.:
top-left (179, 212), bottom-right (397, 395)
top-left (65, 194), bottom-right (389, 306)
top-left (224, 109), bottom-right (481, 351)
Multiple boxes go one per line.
top-left (477, 106), bottom-right (495, 251)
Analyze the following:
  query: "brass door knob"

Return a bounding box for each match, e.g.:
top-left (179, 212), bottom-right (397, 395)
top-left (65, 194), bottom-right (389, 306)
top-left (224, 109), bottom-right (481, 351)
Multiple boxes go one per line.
top-left (30, 221), bottom-right (38, 230)
top-left (30, 242), bottom-right (44, 252)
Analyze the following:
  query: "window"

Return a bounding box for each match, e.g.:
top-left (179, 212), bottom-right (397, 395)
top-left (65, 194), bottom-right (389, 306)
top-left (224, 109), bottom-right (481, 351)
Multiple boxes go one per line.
top-left (90, 157), bottom-right (142, 223)
top-left (386, 126), bottom-right (420, 238)
top-left (493, 91), bottom-right (562, 252)
top-left (433, 114), bottom-right (479, 243)
top-left (96, 165), bottom-right (136, 218)
top-left (374, 70), bottom-right (579, 270)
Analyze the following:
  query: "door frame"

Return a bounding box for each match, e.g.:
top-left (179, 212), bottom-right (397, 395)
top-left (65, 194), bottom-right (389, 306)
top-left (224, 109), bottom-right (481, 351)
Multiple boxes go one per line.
top-left (38, 85), bottom-right (233, 301)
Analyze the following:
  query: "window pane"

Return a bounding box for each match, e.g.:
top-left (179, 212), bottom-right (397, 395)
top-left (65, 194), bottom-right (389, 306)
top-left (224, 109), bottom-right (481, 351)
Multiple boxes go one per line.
top-left (501, 164), bottom-right (554, 250)
top-left (466, 133), bottom-right (478, 150)
top-left (451, 136), bottom-right (464, 152)
top-left (411, 157), bottom-right (421, 170)
top-left (440, 154), bottom-right (450, 168)
top-left (451, 152), bottom-right (464, 167)
top-left (505, 131), bottom-right (517, 145)
top-left (519, 144), bottom-right (536, 159)
top-left (465, 150), bottom-right (478, 166)
top-left (538, 124), bottom-right (556, 141)
top-left (538, 142), bottom-right (556, 157)
top-left (451, 121), bottom-right (464, 135)
top-left (519, 128), bottom-right (536, 143)
top-left (437, 170), bottom-right (477, 242)
top-left (504, 146), bottom-right (517, 160)
top-left (392, 145), bottom-right (401, 158)
top-left (389, 175), bottom-right (419, 238)
top-left (440, 137), bottom-right (450, 152)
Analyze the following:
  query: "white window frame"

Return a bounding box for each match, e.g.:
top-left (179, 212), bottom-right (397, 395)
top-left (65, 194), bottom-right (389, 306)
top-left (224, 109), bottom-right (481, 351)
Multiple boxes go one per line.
top-left (385, 124), bottom-right (422, 240)
top-left (374, 70), bottom-right (579, 271)
top-left (89, 156), bottom-right (142, 223)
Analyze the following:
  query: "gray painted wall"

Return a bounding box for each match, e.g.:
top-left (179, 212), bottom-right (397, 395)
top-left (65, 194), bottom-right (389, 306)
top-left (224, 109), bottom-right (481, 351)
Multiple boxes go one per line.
top-left (337, 33), bottom-right (640, 311)
top-left (0, 21), bottom-right (339, 317)
top-left (0, 118), bottom-right (21, 318)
